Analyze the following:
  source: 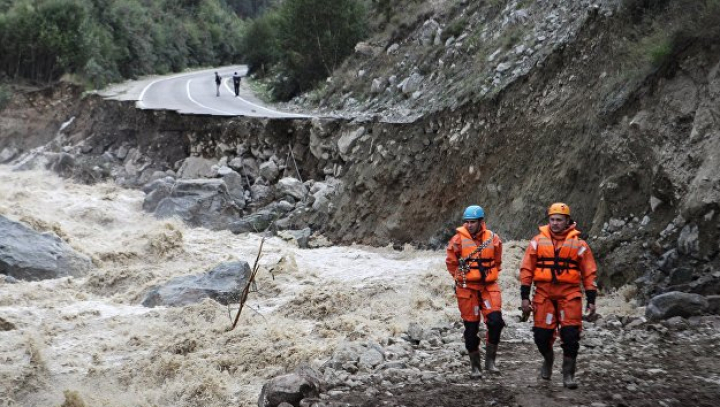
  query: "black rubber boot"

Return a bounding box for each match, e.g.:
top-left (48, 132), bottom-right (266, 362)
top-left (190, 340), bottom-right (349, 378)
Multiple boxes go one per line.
top-left (540, 350), bottom-right (554, 380)
top-left (562, 356), bottom-right (578, 389)
top-left (469, 351), bottom-right (482, 379)
top-left (485, 344), bottom-right (500, 373)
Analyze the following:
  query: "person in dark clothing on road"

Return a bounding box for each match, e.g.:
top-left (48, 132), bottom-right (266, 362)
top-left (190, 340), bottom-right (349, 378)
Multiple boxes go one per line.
top-left (232, 72), bottom-right (241, 97)
top-left (215, 72), bottom-right (221, 96)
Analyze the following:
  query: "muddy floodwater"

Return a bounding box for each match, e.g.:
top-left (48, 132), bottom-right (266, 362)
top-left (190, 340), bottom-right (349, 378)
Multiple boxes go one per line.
top-left (3, 166), bottom-right (715, 407)
top-left (0, 166), bottom-right (456, 406)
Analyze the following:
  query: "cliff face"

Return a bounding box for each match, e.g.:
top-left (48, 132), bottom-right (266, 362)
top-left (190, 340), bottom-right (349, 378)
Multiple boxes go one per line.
top-left (1, 2), bottom-right (718, 301)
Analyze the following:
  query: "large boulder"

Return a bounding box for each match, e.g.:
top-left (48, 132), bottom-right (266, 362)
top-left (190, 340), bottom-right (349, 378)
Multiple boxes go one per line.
top-left (277, 228), bottom-right (312, 249)
top-left (142, 261), bottom-right (251, 307)
top-left (0, 147), bottom-right (19, 163)
top-left (706, 295), bottom-right (720, 315)
top-left (258, 366), bottom-right (321, 407)
top-left (337, 127), bottom-right (365, 161)
top-left (276, 177), bottom-right (307, 201)
top-left (142, 177), bottom-right (176, 212)
top-left (0, 215), bottom-right (93, 281)
top-left (645, 291), bottom-right (709, 321)
top-left (177, 156), bottom-right (216, 178)
top-left (47, 152), bottom-right (76, 178)
top-left (250, 184), bottom-right (275, 207)
top-left (147, 179), bottom-right (242, 229)
top-left (229, 211), bottom-right (276, 234)
top-left (309, 181), bottom-right (339, 213)
top-left (418, 19), bottom-right (440, 46)
top-left (259, 161), bottom-right (280, 183)
top-left (0, 316), bottom-right (16, 331)
top-left (400, 72), bottom-right (424, 95)
top-left (221, 171), bottom-right (247, 209)
top-left (242, 157), bottom-right (260, 180)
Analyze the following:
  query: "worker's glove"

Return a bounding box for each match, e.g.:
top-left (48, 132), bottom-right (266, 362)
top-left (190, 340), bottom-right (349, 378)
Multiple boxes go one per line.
top-left (520, 299), bottom-right (532, 322)
top-left (583, 291), bottom-right (598, 322)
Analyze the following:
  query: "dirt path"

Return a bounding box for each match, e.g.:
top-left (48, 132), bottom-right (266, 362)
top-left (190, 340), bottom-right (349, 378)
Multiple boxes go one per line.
top-left (325, 321), bottom-right (720, 407)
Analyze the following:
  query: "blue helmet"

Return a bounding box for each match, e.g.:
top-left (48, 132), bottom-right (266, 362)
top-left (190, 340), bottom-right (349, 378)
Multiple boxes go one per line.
top-left (462, 205), bottom-right (485, 220)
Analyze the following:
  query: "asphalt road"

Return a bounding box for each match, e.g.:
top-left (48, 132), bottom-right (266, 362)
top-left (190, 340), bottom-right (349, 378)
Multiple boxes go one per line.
top-left (100, 66), bottom-right (309, 118)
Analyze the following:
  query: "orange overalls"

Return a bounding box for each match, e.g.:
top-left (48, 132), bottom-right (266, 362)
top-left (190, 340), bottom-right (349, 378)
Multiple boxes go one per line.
top-left (446, 224), bottom-right (503, 323)
top-left (520, 224), bottom-right (597, 331)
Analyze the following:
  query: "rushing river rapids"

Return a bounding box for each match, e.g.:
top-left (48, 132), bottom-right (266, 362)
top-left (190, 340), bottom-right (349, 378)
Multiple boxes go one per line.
top-left (0, 166), bottom-right (645, 407)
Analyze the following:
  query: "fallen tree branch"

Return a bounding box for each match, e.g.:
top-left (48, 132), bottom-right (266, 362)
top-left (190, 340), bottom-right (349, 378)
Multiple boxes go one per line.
top-left (228, 236), bottom-right (265, 331)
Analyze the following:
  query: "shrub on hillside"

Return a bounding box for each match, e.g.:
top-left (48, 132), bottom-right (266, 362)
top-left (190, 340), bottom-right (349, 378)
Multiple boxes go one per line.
top-left (271, 0), bottom-right (368, 100)
top-left (0, 84), bottom-right (10, 111)
top-left (0, 0), bottom-right (90, 83)
top-left (242, 9), bottom-right (281, 76)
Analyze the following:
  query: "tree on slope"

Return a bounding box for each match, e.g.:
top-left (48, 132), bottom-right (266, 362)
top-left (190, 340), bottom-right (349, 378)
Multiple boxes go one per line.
top-left (274, 0), bottom-right (367, 99)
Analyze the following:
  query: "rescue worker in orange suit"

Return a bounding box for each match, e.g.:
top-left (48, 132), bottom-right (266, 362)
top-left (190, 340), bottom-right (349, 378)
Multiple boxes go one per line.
top-left (519, 203), bottom-right (598, 389)
top-left (446, 205), bottom-right (505, 378)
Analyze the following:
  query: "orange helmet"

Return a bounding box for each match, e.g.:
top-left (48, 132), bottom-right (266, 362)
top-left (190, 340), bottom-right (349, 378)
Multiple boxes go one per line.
top-left (548, 202), bottom-right (571, 216)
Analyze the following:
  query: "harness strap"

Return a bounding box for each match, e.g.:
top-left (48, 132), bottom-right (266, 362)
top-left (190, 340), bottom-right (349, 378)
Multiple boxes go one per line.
top-left (459, 232), bottom-right (495, 284)
top-left (537, 237), bottom-right (581, 283)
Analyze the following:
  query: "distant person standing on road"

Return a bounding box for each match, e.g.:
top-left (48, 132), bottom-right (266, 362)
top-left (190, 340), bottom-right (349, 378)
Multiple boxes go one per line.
top-left (446, 205), bottom-right (505, 379)
top-left (215, 72), bottom-right (221, 96)
top-left (519, 202), bottom-right (598, 389)
top-left (232, 72), bottom-right (241, 97)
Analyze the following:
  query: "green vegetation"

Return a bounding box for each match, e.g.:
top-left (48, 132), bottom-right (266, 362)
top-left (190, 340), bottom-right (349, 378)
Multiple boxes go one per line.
top-left (241, 8), bottom-right (281, 76)
top-left (516, 0), bottom-right (533, 9)
top-left (0, 83), bottom-right (10, 111)
top-left (441, 16), bottom-right (467, 42)
top-left (0, 0), bottom-right (246, 88)
top-left (0, 0), bottom-right (366, 100)
top-left (647, 36), bottom-right (673, 67)
top-left (619, 0), bottom-right (720, 69)
top-left (225, 0), bottom-right (274, 18)
top-left (243, 0), bottom-right (368, 100)
top-left (501, 25), bottom-right (523, 50)
top-left (598, 0), bottom-right (720, 107)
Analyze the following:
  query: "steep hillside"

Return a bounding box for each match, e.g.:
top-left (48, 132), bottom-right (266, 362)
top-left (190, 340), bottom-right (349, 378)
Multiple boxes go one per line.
top-left (296, 0), bottom-right (617, 121)
top-left (307, 0), bottom-right (720, 301)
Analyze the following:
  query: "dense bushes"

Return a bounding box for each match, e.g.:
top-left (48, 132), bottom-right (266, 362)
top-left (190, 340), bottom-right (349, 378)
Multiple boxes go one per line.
top-left (0, 0), bottom-right (246, 87)
top-left (241, 8), bottom-right (281, 77)
top-left (0, 83), bottom-right (10, 111)
top-left (225, 0), bottom-right (274, 18)
top-left (0, 0), bottom-right (90, 83)
top-left (243, 0), bottom-right (368, 100)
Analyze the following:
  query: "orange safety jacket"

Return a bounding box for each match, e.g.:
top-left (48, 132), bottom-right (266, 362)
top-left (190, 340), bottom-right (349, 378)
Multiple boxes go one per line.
top-left (446, 225), bottom-right (501, 285)
top-left (534, 229), bottom-right (583, 284)
top-left (520, 224), bottom-right (597, 290)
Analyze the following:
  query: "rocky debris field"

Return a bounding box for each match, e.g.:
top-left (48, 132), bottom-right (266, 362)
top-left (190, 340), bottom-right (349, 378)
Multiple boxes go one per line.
top-left (299, 0), bottom-right (618, 122)
top-left (261, 316), bottom-right (720, 407)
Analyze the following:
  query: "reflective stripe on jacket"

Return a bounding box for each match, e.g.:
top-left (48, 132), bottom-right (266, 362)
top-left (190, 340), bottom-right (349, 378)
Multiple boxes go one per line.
top-left (531, 225), bottom-right (586, 284)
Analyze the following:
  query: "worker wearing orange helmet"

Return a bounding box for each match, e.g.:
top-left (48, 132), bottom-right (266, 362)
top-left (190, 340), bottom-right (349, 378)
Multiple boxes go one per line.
top-left (519, 202), bottom-right (598, 389)
top-left (446, 205), bottom-right (505, 379)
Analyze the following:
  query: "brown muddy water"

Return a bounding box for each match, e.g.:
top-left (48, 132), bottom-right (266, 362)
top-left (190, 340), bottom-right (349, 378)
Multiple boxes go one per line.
top-left (0, 166), bottom-right (641, 407)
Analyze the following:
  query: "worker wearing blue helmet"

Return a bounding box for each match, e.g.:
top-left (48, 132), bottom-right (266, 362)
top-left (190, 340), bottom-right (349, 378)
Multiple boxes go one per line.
top-left (446, 205), bottom-right (505, 378)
